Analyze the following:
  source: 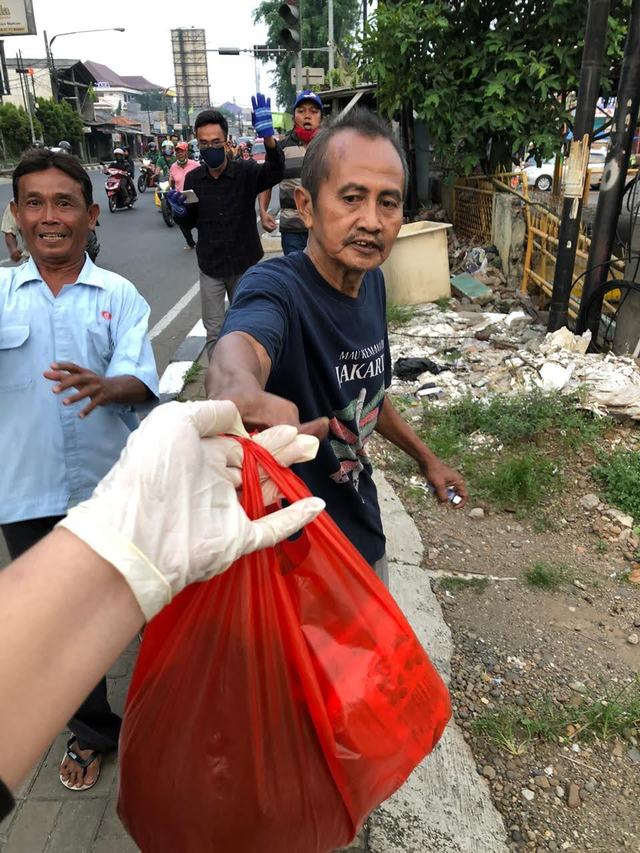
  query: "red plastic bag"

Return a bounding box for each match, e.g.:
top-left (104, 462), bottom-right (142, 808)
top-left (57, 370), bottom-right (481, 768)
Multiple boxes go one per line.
top-left (117, 438), bottom-right (451, 853)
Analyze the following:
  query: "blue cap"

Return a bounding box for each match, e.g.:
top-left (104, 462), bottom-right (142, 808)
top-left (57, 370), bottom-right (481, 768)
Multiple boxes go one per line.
top-left (293, 90), bottom-right (323, 111)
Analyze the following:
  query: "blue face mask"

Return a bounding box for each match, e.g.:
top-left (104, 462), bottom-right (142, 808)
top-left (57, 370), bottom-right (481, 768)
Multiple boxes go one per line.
top-left (200, 146), bottom-right (226, 169)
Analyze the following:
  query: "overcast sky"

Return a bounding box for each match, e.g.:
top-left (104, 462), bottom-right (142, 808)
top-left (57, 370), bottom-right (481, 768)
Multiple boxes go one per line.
top-left (9, 0), bottom-right (280, 108)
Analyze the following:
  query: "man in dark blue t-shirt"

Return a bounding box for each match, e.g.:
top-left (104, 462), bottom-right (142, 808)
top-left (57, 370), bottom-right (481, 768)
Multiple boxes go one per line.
top-left (207, 108), bottom-right (468, 579)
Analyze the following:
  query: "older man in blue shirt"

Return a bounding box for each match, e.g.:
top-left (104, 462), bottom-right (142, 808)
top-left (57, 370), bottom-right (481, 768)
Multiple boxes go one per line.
top-left (0, 148), bottom-right (158, 791)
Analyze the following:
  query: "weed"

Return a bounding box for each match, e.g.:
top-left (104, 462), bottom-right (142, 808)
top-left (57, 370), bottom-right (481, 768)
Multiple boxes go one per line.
top-left (386, 301), bottom-right (416, 328)
top-left (419, 391), bottom-right (607, 465)
top-left (439, 575), bottom-right (489, 593)
top-left (182, 361), bottom-right (204, 385)
top-left (524, 561), bottom-right (573, 590)
top-left (435, 296), bottom-right (451, 312)
top-left (597, 539), bottom-right (609, 554)
top-left (472, 707), bottom-right (531, 755)
top-left (592, 448), bottom-right (640, 522)
top-left (474, 452), bottom-right (558, 509)
top-left (473, 680), bottom-right (640, 754)
top-left (405, 485), bottom-right (428, 502)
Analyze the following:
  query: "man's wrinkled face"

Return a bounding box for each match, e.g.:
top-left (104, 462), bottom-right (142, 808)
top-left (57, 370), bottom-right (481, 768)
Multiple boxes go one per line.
top-left (294, 101), bottom-right (322, 132)
top-left (296, 130), bottom-right (404, 275)
top-left (12, 167), bottom-right (99, 266)
top-left (176, 148), bottom-right (188, 162)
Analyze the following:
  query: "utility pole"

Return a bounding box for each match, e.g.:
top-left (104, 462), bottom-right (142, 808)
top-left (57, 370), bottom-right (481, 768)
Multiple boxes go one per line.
top-left (578, 0), bottom-right (640, 348)
top-left (328, 0), bottom-right (335, 78)
top-left (43, 31), bottom-right (59, 102)
top-left (548, 0), bottom-right (610, 332)
top-left (16, 52), bottom-right (36, 144)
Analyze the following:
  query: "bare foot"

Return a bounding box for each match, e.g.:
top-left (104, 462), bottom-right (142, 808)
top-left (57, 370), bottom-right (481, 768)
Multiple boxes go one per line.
top-left (59, 745), bottom-right (101, 789)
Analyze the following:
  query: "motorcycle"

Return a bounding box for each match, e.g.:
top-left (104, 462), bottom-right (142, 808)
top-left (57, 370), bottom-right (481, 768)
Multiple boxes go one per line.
top-left (103, 167), bottom-right (136, 213)
top-left (137, 158), bottom-right (157, 193)
top-left (154, 177), bottom-right (175, 228)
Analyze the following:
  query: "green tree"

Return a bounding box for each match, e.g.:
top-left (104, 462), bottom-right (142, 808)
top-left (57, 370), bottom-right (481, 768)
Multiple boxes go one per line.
top-left (359, 0), bottom-right (631, 174)
top-left (253, 0), bottom-right (361, 109)
top-left (138, 90), bottom-right (166, 111)
top-left (0, 103), bottom-right (42, 158)
top-left (36, 98), bottom-right (84, 147)
top-left (115, 99), bottom-right (122, 116)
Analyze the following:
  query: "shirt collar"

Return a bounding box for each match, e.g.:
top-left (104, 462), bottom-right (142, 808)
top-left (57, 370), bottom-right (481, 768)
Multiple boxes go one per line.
top-left (15, 253), bottom-right (107, 290)
top-left (204, 158), bottom-right (236, 180)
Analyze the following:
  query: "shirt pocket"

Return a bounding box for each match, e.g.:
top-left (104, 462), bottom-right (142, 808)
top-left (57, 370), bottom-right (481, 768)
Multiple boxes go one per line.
top-left (85, 321), bottom-right (114, 373)
top-left (0, 323), bottom-right (32, 392)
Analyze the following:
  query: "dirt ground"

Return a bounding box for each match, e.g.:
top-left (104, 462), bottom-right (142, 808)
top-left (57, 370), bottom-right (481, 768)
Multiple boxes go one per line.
top-left (371, 426), bottom-right (640, 853)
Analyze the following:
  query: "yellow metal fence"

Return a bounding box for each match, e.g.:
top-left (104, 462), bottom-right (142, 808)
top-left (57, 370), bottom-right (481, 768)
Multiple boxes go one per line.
top-left (452, 172), bottom-right (626, 319)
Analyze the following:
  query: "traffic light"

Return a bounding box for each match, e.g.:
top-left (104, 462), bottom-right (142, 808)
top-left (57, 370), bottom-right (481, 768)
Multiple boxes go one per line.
top-left (278, 0), bottom-right (301, 52)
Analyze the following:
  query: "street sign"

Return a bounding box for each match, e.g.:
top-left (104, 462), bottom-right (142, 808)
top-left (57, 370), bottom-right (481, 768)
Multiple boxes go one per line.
top-left (290, 67), bottom-right (325, 86)
top-left (0, 0), bottom-right (37, 36)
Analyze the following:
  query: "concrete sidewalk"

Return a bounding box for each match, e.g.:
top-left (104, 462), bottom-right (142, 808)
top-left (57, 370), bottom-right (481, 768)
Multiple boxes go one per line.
top-left (0, 468), bottom-right (508, 853)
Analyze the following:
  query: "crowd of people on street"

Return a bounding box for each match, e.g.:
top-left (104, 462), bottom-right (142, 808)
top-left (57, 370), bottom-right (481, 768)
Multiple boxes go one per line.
top-left (0, 86), bottom-right (467, 829)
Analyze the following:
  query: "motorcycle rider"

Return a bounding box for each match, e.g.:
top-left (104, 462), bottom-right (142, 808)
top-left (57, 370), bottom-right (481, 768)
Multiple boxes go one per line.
top-left (58, 140), bottom-right (72, 153)
top-left (109, 147), bottom-right (137, 204)
top-left (169, 141), bottom-right (199, 250)
top-left (122, 145), bottom-right (135, 179)
top-left (145, 141), bottom-right (159, 166)
top-left (155, 141), bottom-right (177, 179)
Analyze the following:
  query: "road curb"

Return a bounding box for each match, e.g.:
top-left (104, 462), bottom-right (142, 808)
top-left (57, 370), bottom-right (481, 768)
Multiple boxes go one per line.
top-left (158, 318), bottom-right (207, 404)
top-left (371, 474), bottom-right (509, 853)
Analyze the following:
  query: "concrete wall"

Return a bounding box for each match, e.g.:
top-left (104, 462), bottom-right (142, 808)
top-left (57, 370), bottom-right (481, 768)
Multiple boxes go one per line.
top-left (491, 192), bottom-right (526, 287)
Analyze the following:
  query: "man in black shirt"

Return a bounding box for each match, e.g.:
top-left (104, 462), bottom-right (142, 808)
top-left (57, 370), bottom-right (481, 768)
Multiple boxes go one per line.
top-left (169, 97), bottom-right (284, 358)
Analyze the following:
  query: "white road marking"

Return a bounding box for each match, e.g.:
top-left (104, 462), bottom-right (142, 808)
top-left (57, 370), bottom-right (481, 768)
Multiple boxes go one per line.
top-left (148, 279), bottom-right (200, 341)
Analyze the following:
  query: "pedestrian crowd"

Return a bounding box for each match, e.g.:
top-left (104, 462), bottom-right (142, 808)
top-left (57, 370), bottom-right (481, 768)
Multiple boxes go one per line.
top-left (0, 86), bottom-right (467, 833)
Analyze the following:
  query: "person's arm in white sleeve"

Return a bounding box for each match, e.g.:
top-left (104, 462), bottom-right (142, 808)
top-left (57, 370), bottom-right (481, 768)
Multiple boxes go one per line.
top-left (0, 400), bottom-right (324, 793)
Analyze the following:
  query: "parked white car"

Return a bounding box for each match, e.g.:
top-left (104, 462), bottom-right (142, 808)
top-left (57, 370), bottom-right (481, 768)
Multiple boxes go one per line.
top-left (523, 149), bottom-right (607, 192)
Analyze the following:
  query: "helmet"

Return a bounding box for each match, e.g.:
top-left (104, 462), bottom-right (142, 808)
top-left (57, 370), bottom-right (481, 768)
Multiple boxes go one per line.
top-left (176, 141), bottom-right (188, 151)
top-left (32, 140), bottom-right (45, 149)
top-left (58, 140), bottom-right (71, 151)
top-left (113, 147), bottom-right (124, 156)
top-left (161, 140), bottom-right (173, 150)
top-left (148, 142), bottom-right (157, 150)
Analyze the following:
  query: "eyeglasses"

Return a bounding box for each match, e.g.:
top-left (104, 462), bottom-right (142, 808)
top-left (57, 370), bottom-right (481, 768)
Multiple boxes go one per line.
top-left (198, 140), bottom-right (225, 150)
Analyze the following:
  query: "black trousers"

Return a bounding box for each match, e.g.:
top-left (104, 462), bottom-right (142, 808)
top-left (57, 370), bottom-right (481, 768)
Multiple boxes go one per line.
top-left (1, 515), bottom-right (122, 753)
top-left (178, 221), bottom-right (195, 247)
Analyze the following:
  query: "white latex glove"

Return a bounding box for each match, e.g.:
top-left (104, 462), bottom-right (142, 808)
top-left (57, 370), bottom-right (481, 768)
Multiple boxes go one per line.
top-left (57, 401), bottom-right (325, 620)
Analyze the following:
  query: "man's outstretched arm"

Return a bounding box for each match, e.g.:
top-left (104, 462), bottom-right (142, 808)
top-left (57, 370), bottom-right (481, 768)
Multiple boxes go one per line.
top-left (206, 332), bottom-right (328, 438)
top-left (375, 393), bottom-right (468, 507)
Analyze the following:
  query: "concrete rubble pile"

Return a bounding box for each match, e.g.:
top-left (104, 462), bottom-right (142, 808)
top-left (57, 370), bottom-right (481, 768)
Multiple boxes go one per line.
top-left (389, 299), bottom-right (640, 421)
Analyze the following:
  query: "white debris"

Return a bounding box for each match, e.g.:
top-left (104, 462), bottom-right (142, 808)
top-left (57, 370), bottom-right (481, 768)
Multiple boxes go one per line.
top-left (389, 305), bottom-right (640, 421)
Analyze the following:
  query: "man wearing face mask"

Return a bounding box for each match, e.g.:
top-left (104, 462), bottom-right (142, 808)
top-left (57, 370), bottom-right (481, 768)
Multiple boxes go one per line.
top-left (258, 91), bottom-right (323, 254)
top-left (168, 94), bottom-right (284, 359)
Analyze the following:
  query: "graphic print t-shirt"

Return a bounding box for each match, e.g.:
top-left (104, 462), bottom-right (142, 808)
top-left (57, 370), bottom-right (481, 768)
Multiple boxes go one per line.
top-left (221, 251), bottom-right (391, 565)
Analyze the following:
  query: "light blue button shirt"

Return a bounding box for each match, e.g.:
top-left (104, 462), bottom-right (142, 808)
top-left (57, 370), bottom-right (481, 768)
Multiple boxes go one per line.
top-left (0, 255), bottom-right (159, 524)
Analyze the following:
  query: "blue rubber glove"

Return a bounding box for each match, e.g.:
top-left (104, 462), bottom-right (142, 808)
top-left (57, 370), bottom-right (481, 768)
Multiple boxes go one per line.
top-left (251, 93), bottom-right (275, 139)
top-left (167, 189), bottom-right (187, 217)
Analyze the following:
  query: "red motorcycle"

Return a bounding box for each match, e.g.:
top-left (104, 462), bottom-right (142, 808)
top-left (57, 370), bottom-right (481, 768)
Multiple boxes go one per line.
top-left (103, 167), bottom-right (137, 213)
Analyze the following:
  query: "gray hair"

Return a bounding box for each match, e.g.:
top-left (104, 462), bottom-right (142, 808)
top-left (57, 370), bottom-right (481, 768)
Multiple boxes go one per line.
top-left (300, 107), bottom-right (408, 202)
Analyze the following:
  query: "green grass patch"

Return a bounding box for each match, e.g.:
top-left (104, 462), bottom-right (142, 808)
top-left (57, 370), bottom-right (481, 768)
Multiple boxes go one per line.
top-left (435, 296), bottom-right (452, 312)
top-left (592, 448), bottom-right (640, 523)
top-left (419, 390), bottom-right (608, 460)
top-left (474, 452), bottom-right (559, 510)
top-left (524, 561), bottom-right (573, 590)
top-left (182, 361), bottom-right (204, 385)
top-left (386, 300), bottom-right (417, 328)
top-left (473, 680), bottom-right (640, 754)
top-left (438, 575), bottom-right (489, 593)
